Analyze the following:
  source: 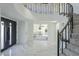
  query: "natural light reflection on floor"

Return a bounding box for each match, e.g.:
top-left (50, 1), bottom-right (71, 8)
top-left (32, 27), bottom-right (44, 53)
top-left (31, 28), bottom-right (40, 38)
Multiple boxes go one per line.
top-left (0, 44), bottom-right (57, 56)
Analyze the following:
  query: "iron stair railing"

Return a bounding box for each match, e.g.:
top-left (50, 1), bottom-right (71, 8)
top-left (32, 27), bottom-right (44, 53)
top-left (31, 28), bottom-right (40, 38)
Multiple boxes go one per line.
top-left (57, 3), bottom-right (73, 56)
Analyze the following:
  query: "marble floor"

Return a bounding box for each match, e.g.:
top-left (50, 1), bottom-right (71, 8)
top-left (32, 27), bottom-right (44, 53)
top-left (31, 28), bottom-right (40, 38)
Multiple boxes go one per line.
top-left (0, 43), bottom-right (57, 56)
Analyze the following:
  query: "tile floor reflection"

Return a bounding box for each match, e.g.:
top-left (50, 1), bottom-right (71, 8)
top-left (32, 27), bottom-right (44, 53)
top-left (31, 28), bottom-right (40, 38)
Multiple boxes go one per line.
top-left (0, 44), bottom-right (56, 56)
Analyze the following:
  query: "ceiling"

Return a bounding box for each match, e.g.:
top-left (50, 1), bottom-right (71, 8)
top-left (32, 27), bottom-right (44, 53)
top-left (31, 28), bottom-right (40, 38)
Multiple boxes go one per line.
top-left (0, 3), bottom-right (29, 21)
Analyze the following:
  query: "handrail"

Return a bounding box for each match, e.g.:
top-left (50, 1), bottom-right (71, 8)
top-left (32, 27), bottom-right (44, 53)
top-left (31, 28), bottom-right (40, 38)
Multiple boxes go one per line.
top-left (60, 19), bottom-right (70, 34)
top-left (57, 3), bottom-right (73, 56)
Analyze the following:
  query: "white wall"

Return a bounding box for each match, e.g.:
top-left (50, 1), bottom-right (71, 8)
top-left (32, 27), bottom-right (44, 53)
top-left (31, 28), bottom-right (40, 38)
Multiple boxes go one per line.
top-left (0, 8), bottom-right (1, 53)
top-left (32, 21), bottom-right (57, 55)
top-left (48, 22), bottom-right (57, 55)
top-left (71, 3), bottom-right (79, 14)
top-left (17, 20), bottom-right (57, 55)
top-left (17, 20), bottom-right (33, 47)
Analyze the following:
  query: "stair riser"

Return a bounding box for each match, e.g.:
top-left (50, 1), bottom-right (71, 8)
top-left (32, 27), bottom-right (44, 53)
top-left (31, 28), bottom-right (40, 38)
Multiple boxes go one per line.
top-left (73, 18), bottom-right (79, 23)
top-left (73, 31), bottom-right (79, 33)
top-left (67, 44), bottom-right (79, 54)
top-left (73, 18), bottom-right (79, 21)
top-left (71, 42), bottom-right (79, 46)
top-left (73, 27), bottom-right (79, 30)
top-left (63, 49), bottom-right (79, 56)
top-left (73, 16), bottom-right (79, 19)
top-left (72, 36), bottom-right (79, 39)
top-left (73, 32), bottom-right (79, 33)
top-left (73, 29), bottom-right (79, 33)
top-left (73, 22), bottom-right (79, 25)
top-left (72, 33), bottom-right (79, 35)
top-left (71, 39), bottom-right (79, 43)
top-left (73, 20), bottom-right (79, 22)
top-left (70, 39), bottom-right (79, 46)
top-left (73, 25), bottom-right (79, 29)
top-left (72, 34), bottom-right (79, 39)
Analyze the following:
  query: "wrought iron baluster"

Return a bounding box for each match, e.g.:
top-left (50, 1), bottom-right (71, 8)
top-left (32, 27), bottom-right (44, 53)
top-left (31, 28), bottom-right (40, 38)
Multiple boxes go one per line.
top-left (57, 30), bottom-right (60, 56)
top-left (65, 28), bottom-right (67, 48)
top-left (62, 32), bottom-right (63, 53)
top-left (68, 22), bottom-right (70, 43)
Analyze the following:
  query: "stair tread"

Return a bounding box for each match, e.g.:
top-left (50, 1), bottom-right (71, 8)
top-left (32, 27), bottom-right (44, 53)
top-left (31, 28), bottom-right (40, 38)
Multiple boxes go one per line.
top-left (59, 53), bottom-right (67, 56)
top-left (74, 25), bottom-right (79, 28)
top-left (67, 43), bottom-right (79, 54)
top-left (73, 21), bottom-right (79, 25)
top-left (73, 31), bottom-right (79, 33)
top-left (72, 33), bottom-right (79, 36)
top-left (73, 30), bottom-right (79, 32)
top-left (72, 35), bottom-right (79, 39)
top-left (72, 33), bottom-right (79, 38)
top-left (63, 48), bottom-right (79, 56)
top-left (73, 28), bottom-right (79, 30)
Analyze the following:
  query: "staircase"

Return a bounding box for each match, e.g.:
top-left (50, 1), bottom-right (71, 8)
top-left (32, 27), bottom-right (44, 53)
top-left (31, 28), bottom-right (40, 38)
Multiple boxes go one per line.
top-left (59, 14), bottom-right (79, 56)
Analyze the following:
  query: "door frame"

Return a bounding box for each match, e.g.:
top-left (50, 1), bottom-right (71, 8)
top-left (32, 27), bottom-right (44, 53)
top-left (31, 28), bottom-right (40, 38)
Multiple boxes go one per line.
top-left (1, 17), bottom-right (16, 52)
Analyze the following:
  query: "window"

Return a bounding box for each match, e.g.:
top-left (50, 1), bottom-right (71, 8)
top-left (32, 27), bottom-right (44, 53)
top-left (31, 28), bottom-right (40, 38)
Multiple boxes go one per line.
top-left (9, 23), bottom-right (12, 45)
top-left (33, 24), bottom-right (48, 40)
top-left (1, 21), bottom-right (4, 49)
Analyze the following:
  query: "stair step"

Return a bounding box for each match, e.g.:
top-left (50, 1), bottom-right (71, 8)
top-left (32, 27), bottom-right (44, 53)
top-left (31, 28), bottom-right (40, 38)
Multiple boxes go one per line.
top-left (71, 38), bottom-right (79, 42)
top-left (72, 33), bottom-right (79, 39)
top-left (73, 25), bottom-right (79, 29)
top-left (73, 31), bottom-right (79, 33)
top-left (59, 53), bottom-right (67, 56)
top-left (73, 28), bottom-right (79, 33)
top-left (70, 38), bottom-right (79, 46)
top-left (73, 15), bottom-right (79, 20)
top-left (67, 43), bottom-right (79, 54)
top-left (59, 49), bottom-right (67, 56)
top-left (73, 21), bottom-right (79, 25)
top-left (73, 18), bottom-right (79, 21)
top-left (73, 16), bottom-right (79, 21)
top-left (63, 48), bottom-right (79, 56)
top-left (73, 14), bottom-right (79, 16)
top-left (73, 25), bottom-right (79, 33)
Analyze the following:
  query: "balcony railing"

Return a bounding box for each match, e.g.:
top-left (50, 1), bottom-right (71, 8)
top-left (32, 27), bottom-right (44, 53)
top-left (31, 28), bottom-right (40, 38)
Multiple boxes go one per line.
top-left (24, 3), bottom-right (73, 16)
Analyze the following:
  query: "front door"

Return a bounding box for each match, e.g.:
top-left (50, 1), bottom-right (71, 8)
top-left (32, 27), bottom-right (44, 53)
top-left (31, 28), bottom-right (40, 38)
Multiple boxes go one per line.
top-left (4, 21), bottom-right (10, 49)
top-left (1, 17), bottom-right (16, 52)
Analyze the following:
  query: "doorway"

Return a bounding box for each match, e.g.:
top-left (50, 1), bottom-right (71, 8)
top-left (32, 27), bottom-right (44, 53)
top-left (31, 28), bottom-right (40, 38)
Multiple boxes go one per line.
top-left (1, 17), bottom-right (16, 52)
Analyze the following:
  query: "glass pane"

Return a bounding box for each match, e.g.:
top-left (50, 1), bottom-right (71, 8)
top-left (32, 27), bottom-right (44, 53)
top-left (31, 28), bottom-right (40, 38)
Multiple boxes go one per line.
top-left (33, 24), bottom-right (48, 40)
top-left (1, 21), bottom-right (4, 49)
top-left (9, 23), bottom-right (12, 45)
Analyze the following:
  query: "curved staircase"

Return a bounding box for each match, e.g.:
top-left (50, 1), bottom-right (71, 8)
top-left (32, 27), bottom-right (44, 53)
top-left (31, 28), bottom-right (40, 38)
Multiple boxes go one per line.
top-left (59, 14), bottom-right (79, 56)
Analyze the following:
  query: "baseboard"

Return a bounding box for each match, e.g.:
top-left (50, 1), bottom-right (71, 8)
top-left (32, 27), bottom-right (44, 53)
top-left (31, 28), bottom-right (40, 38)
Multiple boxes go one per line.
top-left (1, 43), bottom-right (16, 52)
